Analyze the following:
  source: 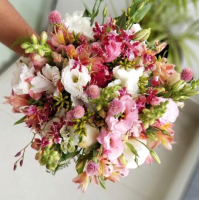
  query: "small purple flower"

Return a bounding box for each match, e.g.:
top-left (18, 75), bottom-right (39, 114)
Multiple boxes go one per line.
top-left (73, 105), bottom-right (85, 119)
top-left (108, 99), bottom-right (123, 115)
top-left (181, 68), bottom-right (193, 82)
top-left (48, 10), bottom-right (62, 24)
top-left (86, 162), bottom-right (99, 176)
top-left (85, 85), bottom-right (100, 99)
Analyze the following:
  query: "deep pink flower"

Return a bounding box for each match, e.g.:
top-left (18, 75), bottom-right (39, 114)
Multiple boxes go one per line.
top-left (103, 42), bottom-right (121, 62)
top-left (97, 128), bottom-right (124, 161)
top-left (181, 68), bottom-right (193, 82)
top-left (48, 10), bottom-right (62, 24)
top-left (106, 95), bottom-right (139, 135)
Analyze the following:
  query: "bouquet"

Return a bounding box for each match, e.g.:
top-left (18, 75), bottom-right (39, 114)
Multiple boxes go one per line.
top-left (5, 0), bottom-right (199, 192)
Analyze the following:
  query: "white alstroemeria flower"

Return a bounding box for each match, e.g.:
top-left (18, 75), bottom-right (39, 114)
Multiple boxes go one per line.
top-left (12, 62), bottom-right (35, 95)
top-left (31, 64), bottom-right (60, 94)
top-left (61, 59), bottom-right (91, 97)
top-left (78, 125), bottom-right (99, 148)
top-left (113, 66), bottom-right (144, 95)
top-left (64, 11), bottom-right (93, 39)
top-left (123, 139), bottom-right (150, 169)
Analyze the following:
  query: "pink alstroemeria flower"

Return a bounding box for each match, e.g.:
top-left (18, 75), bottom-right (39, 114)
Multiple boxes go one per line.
top-left (106, 95), bottom-right (139, 135)
top-left (97, 128), bottom-right (124, 161)
top-left (73, 172), bottom-right (89, 193)
top-left (4, 93), bottom-right (29, 113)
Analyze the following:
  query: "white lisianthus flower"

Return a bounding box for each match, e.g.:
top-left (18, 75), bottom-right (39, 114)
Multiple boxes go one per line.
top-left (31, 64), bottom-right (60, 94)
top-left (78, 125), bottom-right (99, 148)
top-left (123, 139), bottom-right (149, 169)
top-left (113, 66), bottom-right (144, 95)
top-left (107, 79), bottom-right (121, 87)
top-left (64, 11), bottom-right (93, 39)
top-left (12, 62), bottom-right (35, 95)
top-left (131, 23), bottom-right (142, 33)
top-left (61, 59), bottom-right (91, 97)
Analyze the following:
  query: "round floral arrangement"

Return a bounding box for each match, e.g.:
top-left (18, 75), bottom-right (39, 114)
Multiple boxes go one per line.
top-left (5, 0), bottom-right (199, 192)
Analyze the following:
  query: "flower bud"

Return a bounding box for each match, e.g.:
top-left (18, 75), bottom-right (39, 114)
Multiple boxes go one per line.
top-left (133, 28), bottom-right (151, 42)
top-left (167, 73), bottom-right (180, 86)
top-left (40, 31), bottom-right (48, 45)
top-left (25, 47), bottom-right (34, 54)
top-left (150, 150), bottom-right (161, 164)
top-left (38, 49), bottom-right (45, 57)
top-left (171, 80), bottom-right (185, 91)
top-left (103, 6), bottom-right (108, 18)
top-left (31, 34), bottom-right (38, 44)
top-left (21, 42), bottom-right (31, 49)
top-left (119, 155), bottom-right (127, 167)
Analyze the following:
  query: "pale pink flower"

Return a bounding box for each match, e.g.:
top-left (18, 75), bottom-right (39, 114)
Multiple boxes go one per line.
top-left (153, 97), bottom-right (179, 123)
top-left (97, 128), bottom-right (124, 161)
top-left (73, 105), bottom-right (85, 119)
top-left (48, 10), bottom-right (62, 24)
top-left (108, 99), bottom-right (123, 115)
top-left (106, 95), bottom-right (138, 135)
top-left (73, 172), bottom-right (89, 193)
top-left (4, 94), bottom-right (29, 113)
top-left (85, 85), bottom-right (100, 99)
top-left (181, 68), bottom-right (193, 82)
top-left (86, 162), bottom-right (99, 176)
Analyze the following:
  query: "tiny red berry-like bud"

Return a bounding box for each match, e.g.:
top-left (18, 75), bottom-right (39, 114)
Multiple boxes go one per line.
top-left (14, 151), bottom-right (21, 157)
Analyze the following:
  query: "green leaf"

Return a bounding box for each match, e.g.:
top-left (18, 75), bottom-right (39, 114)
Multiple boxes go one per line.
top-left (99, 178), bottom-right (106, 189)
top-left (130, 0), bottom-right (143, 16)
top-left (116, 11), bottom-right (126, 30)
top-left (133, 2), bottom-right (153, 23)
top-left (76, 157), bottom-right (88, 174)
top-left (60, 151), bottom-right (78, 162)
top-left (14, 116), bottom-right (26, 125)
top-left (83, 3), bottom-right (91, 17)
top-left (126, 142), bottom-right (139, 157)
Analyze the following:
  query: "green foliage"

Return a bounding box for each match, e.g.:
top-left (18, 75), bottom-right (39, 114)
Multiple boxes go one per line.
top-left (140, 0), bottom-right (199, 70)
top-left (83, 0), bottom-right (104, 25)
top-left (14, 116), bottom-right (26, 125)
top-left (36, 145), bottom-right (61, 172)
top-left (116, 11), bottom-right (126, 30)
top-left (161, 79), bottom-right (199, 101)
top-left (90, 85), bottom-right (122, 111)
top-left (11, 30), bottom-right (31, 50)
top-left (139, 101), bottom-right (169, 129)
top-left (73, 109), bottom-right (94, 137)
